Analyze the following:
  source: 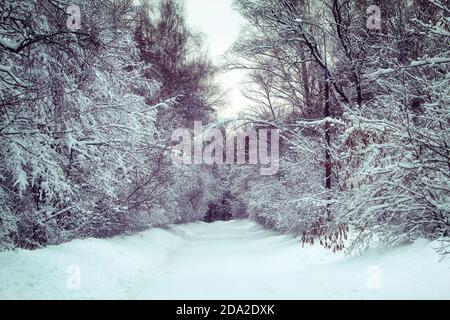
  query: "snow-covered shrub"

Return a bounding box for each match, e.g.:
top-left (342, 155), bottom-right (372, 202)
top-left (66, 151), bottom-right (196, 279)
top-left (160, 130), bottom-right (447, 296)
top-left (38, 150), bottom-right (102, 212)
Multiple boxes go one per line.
top-left (336, 66), bottom-right (450, 252)
top-left (229, 0), bottom-right (449, 255)
top-left (0, 0), bottom-right (219, 249)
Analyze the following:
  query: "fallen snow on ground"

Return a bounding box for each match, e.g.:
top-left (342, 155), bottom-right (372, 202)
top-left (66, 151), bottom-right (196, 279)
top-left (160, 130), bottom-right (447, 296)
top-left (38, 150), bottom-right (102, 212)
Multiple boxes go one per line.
top-left (1, 219), bottom-right (449, 299)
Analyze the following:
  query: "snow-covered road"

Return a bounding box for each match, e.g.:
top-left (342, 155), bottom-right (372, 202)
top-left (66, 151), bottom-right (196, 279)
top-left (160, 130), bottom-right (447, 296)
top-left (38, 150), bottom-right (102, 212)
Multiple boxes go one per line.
top-left (1, 219), bottom-right (450, 299)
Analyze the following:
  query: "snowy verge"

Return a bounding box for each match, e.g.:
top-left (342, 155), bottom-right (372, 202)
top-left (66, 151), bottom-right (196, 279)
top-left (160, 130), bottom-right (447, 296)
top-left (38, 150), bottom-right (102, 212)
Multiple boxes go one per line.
top-left (0, 226), bottom-right (188, 299)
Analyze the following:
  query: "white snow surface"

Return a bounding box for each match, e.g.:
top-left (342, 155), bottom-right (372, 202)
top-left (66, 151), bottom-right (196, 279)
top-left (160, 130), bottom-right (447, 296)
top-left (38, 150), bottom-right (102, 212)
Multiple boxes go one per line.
top-left (1, 219), bottom-right (449, 299)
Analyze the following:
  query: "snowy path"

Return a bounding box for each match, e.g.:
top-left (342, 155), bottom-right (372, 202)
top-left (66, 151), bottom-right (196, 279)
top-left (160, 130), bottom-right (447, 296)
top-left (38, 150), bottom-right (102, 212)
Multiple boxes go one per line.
top-left (1, 219), bottom-right (450, 299)
top-left (132, 220), bottom-right (450, 299)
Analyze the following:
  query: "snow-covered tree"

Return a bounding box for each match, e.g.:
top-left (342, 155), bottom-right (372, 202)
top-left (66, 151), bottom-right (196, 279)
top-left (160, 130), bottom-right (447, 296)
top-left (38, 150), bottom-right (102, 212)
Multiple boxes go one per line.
top-left (228, 0), bottom-right (449, 254)
top-left (0, 0), bottom-right (222, 249)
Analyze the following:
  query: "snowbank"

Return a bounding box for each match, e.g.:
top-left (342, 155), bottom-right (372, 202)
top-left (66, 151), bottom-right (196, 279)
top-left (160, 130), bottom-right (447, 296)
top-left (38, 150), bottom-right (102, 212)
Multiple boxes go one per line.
top-left (0, 227), bottom-right (187, 299)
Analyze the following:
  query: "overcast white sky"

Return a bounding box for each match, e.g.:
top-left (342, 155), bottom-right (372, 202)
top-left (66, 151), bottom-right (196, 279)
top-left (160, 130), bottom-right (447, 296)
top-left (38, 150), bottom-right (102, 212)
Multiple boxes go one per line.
top-left (184, 0), bottom-right (248, 118)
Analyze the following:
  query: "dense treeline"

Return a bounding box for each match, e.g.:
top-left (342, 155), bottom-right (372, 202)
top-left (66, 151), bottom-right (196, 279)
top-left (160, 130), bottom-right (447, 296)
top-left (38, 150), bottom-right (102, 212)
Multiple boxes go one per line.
top-left (1, 0), bottom-right (448, 256)
top-left (226, 0), bottom-right (449, 253)
top-left (0, 0), bottom-right (221, 249)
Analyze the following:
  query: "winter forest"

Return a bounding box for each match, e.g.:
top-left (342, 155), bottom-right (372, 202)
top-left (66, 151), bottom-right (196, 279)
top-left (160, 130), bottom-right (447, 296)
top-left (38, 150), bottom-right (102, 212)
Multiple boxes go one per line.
top-left (0, 0), bottom-right (449, 300)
